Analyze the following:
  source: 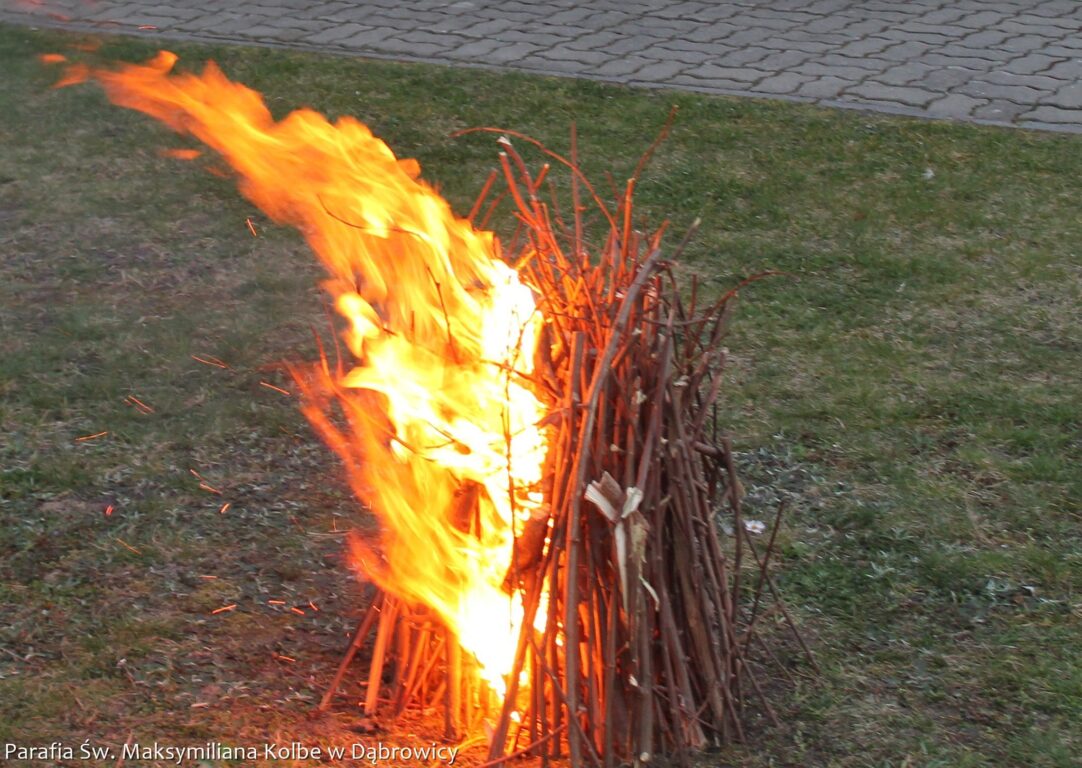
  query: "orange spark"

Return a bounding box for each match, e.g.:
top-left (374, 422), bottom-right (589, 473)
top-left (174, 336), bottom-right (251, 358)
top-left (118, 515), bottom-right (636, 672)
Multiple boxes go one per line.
top-left (76, 430), bottom-right (108, 442)
top-left (38, 53), bottom-right (67, 65)
top-left (161, 148), bottom-right (201, 160)
top-left (124, 395), bottom-right (154, 414)
top-left (116, 538), bottom-right (141, 555)
top-left (104, 504), bottom-right (114, 517)
top-left (272, 653), bottom-right (296, 663)
top-left (191, 354), bottom-right (229, 368)
top-left (259, 381), bottom-right (290, 396)
top-left (308, 600), bottom-right (319, 612)
top-left (218, 502), bottom-right (231, 514)
top-left (267, 599), bottom-right (286, 606)
top-left (245, 217), bottom-right (258, 237)
top-left (189, 468), bottom-right (222, 493)
top-left (211, 604), bottom-right (237, 615)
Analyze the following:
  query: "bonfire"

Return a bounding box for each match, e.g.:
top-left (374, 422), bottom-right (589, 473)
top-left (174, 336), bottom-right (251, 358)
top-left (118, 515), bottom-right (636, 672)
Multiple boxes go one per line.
top-left (53, 51), bottom-right (811, 766)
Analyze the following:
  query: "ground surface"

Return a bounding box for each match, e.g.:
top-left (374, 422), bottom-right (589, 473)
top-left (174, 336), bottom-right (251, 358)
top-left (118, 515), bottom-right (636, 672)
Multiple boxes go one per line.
top-left (1, 22), bottom-right (1080, 768)
top-left (2, 0), bottom-right (1082, 132)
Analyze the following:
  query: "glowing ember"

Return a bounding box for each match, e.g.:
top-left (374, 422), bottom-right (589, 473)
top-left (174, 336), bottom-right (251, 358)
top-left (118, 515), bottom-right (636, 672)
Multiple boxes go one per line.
top-left (60, 52), bottom-right (550, 692)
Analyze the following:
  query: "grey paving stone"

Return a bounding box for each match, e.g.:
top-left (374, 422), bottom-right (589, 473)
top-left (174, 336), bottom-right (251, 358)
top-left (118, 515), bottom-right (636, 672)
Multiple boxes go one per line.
top-left (340, 26), bottom-right (406, 48)
top-left (368, 37), bottom-right (446, 57)
top-left (591, 55), bottom-right (652, 78)
top-left (637, 45), bottom-right (711, 65)
top-left (1049, 84), bottom-right (1082, 109)
top-left (1000, 18), bottom-right (1076, 37)
top-left (934, 44), bottom-right (1016, 63)
top-left (727, 12), bottom-right (800, 32)
top-left (136, 5), bottom-right (201, 21)
top-left (827, 98), bottom-right (932, 120)
top-left (1020, 105), bottom-right (1082, 123)
top-left (956, 10), bottom-right (1011, 29)
top-left (1001, 34), bottom-right (1058, 54)
top-left (239, 24), bottom-right (314, 41)
top-left (1005, 52), bottom-right (1071, 76)
top-left (803, 15), bottom-right (850, 34)
top-left (960, 81), bottom-right (1046, 103)
top-left (792, 61), bottom-right (877, 81)
top-left (1044, 59), bottom-right (1082, 79)
top-left (598, 36), bottom-right (659, 56)
top-left (649, 36), bottom-right (728, 55)
top-left (812, 53), bottom-right (892, 72)
top-left (533, 47), bottom-right (613, 66)
top-left (195, 14), bottom-right (265, 35)
top-left (841, 18), bottom-right (896, 37)
top-left (844, 82), bottom-right (938, 108)
top-left (633, 59), bottom-right (691, 81)
top-left (495, 31), bottom-right (570, 48)
top-left (713, 46), bottom-right (772, 67)
top-left (834, 36), bottom-right (894, 57)
top-left (563, 31), bottom-right (627, 51)
top-left (724, 28), bottom-right (776, 46)
top-left (444, 38), bottom-right (506, 61)
top-left (754, 49), bottom-right (817, 70)
top-left (959, 29), bottom-right (1011, 48)
top-left (460, 18), bottom-right (516, 39)
top-left (920, 8), bottom-right (971, 26)
top-left (796, 75), bottom-right (854, 99)
top-left (397, 30), bottom-right (461, 48)
top-left (972, 100), bottom-right (1033, 122)
top-left (877, 62), bottom-right (936, 86)
top-left (925, 93), bottom-right (988, 118)
top-left (979, 71), bottom-right (1067, 91)
top-left (1038, 45), bottom-right (1082, 59)
top-left (920, 67), bottom-right (978, 91)
top-left (919, 52), bottom-right (1006, 71)
top-left (303, 22), bottom-right (370, 46)
top-left (667, 75), bottom-right (758, 93)
top-left (173, 11), bottom-right (244, 32)
top-left (896, 21), bottom-right (973, 40)
top-left (296, 3), bottom-right (353, 21)
top-left (486, 41), bottom-right (542, 65)
top-left (752, 72), bottom-right (813, 95)
top-left (878, 41), bottom-right (936, 63)
top-left (517, 56), bottom-right (593, 75)
top-left (232, 4), bottom-right (297, 19)
top-left (680, 63), bottom-right (771, 84)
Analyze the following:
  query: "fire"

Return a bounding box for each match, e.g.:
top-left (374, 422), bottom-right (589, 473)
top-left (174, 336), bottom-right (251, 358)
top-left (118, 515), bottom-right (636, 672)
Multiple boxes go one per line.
top-left (61, 53), bottom-right (550, 690)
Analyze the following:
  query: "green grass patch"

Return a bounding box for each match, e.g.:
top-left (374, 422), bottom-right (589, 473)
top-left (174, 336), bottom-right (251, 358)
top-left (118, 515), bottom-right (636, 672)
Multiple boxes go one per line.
top-left (1, 22), bottom-right (1079, 767)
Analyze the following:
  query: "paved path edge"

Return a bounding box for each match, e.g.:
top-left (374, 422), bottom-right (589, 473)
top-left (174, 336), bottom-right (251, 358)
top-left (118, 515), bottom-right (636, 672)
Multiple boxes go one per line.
top-left (4, 12), bottom-right (1080, 137)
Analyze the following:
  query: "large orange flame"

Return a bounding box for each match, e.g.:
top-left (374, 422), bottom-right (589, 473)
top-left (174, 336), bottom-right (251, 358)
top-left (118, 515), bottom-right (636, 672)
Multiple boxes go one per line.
top-left (65, 52), bottom-right (549, 690)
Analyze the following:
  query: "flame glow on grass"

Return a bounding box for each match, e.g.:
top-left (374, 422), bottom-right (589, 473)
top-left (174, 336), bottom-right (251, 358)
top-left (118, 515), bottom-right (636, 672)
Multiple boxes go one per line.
top-left (58, 52), bottom-right (551, 691)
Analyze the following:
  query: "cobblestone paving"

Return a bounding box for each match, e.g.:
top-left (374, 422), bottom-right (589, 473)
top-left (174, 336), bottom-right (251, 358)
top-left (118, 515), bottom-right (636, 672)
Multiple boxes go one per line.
top-left (3, 0), bottom-right (1082, 132)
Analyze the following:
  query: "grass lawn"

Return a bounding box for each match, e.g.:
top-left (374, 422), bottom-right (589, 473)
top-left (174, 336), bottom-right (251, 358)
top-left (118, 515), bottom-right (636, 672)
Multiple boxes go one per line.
top-left (1, 22), bottom-right (1079, 768)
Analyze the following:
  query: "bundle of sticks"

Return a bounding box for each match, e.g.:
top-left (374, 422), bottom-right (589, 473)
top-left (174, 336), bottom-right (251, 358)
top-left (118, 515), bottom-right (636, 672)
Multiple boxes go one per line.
top-left (318, 124), bottom-right (812, 766)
